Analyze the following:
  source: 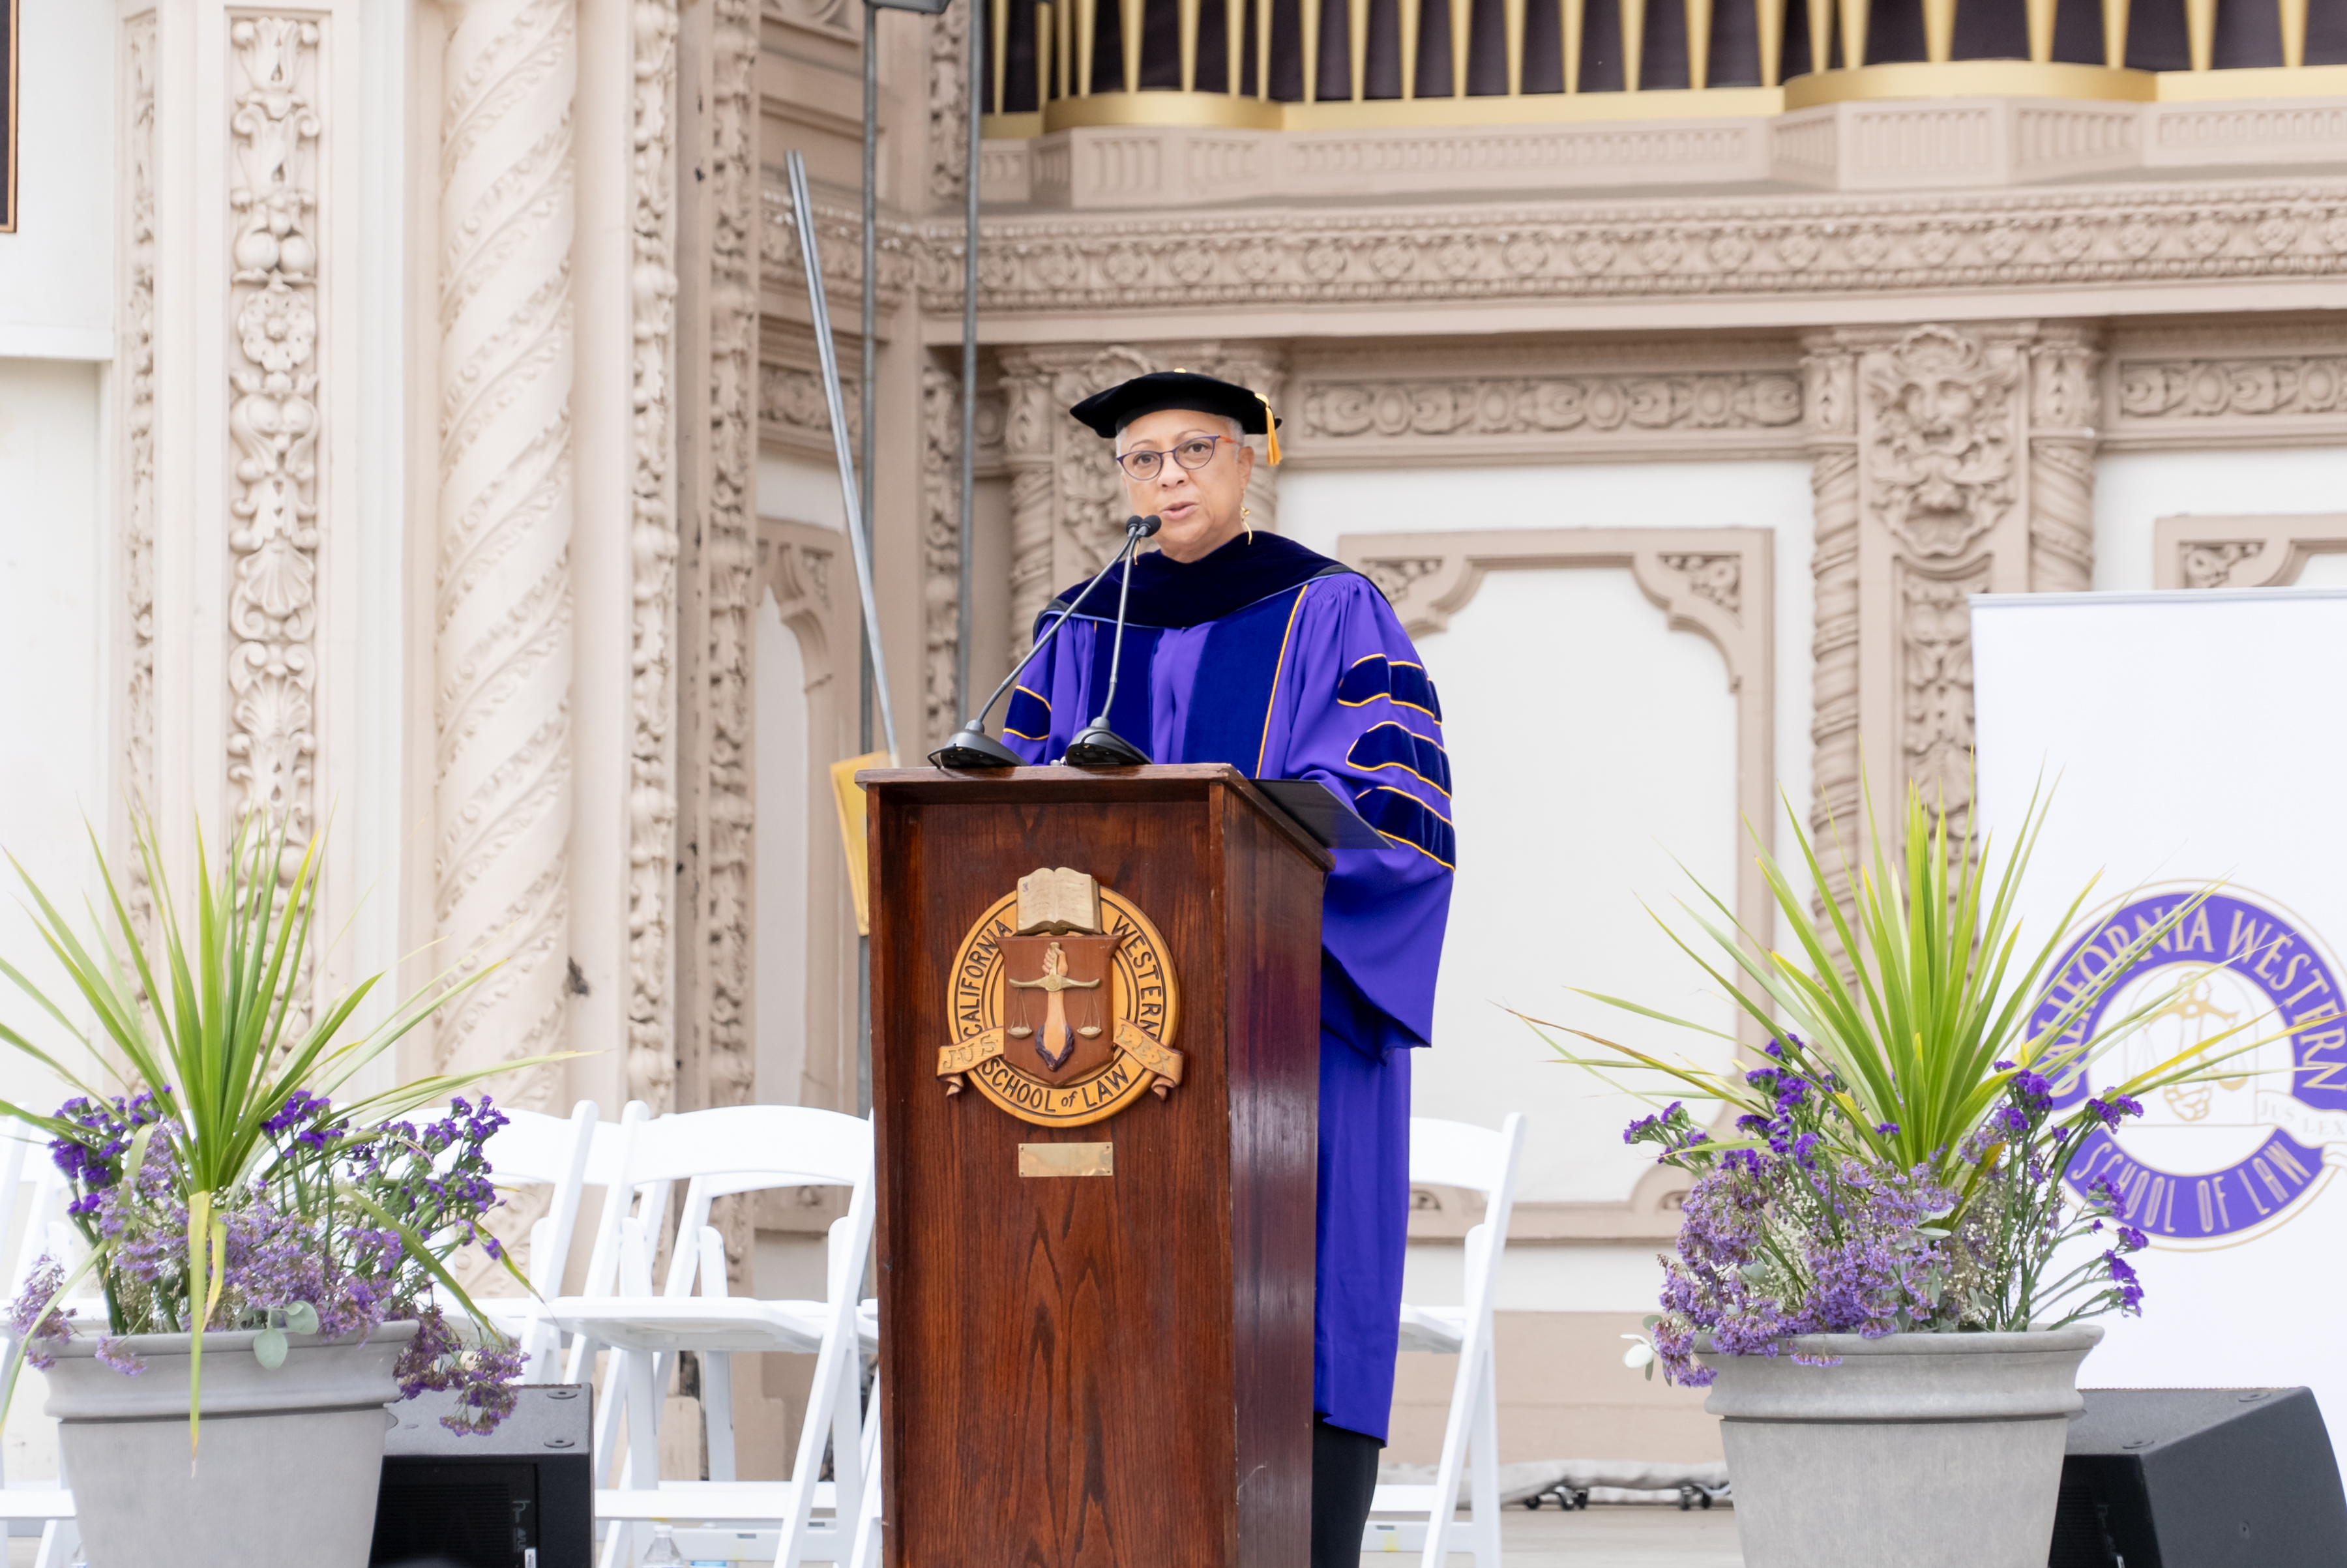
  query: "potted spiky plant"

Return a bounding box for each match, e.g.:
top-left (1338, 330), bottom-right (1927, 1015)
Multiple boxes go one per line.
top-left (0, 817), bottom-right (565, 1568)
top-left (1533, 786), bottom-right (2303, 1568)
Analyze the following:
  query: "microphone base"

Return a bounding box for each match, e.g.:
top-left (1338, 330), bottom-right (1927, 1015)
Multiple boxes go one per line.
top-left (928, 725), bottom-right (1027, 769)
top-left (1063, 724), bottom-right (1153, 769)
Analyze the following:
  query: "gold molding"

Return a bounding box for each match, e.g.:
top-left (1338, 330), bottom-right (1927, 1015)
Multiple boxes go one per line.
top-left (1784, 61), bottom-right (2155, 108)
top-left (1028, 85), bottom-right (1780, 135)
top-left (985, 64), bottom-right (2347, 142)
top-left (1038, 90), bottom-right (1283, 131)
top-left (2157, 63), bottom-right (2347, 102)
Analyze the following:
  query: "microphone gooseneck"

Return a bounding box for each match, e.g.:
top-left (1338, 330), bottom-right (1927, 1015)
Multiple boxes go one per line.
top-left (928, 514), bottom-right (1161, 770)
top-left (1063, 513), bottom-right (1160, 770)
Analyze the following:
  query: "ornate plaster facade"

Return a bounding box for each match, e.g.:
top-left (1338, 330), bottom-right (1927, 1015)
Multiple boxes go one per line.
top-left (68, 0), bottom-right (2347, 1472)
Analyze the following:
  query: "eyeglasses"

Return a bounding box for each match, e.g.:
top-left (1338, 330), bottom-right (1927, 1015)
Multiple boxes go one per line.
top-left (1113, 436), bottom-right (1228, 482)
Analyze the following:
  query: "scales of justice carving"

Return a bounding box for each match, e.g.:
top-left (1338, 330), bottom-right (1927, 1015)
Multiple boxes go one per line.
top-left (939, 867), bottom-right (1183, 1128)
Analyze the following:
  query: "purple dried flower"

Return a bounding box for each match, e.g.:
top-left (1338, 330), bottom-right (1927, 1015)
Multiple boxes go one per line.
top-left (2104, 1251), bottom-right (2144, 1314)
top-left (7, 1258), bottom-right (75, 1370)
top-left (95, 1336), bottom-right (145, 1375)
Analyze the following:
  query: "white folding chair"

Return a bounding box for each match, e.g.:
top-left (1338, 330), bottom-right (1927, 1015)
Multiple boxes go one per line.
top-left (465, 1099), bottom-right (600, 1379)
top-left (550, 1105), bottom-right (877, 1568)
top-left (1366, 1113), bottom-right (1526, 1568)
top-left (0, 1119), bottom-right (96, 1568)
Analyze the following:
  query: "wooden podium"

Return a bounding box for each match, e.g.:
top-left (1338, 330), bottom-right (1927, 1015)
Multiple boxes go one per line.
top-left (864, 764), bottom-right (1332, 1568)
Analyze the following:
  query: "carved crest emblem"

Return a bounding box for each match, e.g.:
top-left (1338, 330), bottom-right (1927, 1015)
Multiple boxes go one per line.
top-left (939, 867), bottom-right (1182, 1128)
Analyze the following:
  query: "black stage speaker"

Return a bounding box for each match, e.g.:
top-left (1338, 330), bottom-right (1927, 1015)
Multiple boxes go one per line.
top-left (370, 1383), bottom-right (594, 1568)
top-left (2048, 1387), bottom-right (2347, 1568)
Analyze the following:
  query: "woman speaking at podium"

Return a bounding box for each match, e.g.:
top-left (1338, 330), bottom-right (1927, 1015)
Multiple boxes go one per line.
top-left (997, 370), bottom-right (1456, 1568)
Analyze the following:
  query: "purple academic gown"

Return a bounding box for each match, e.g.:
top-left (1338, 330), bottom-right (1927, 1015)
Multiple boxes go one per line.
top-left (999, 532), bottom-right (1454, 1443)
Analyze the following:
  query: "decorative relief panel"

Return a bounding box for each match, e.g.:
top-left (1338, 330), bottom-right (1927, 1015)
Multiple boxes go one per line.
top-left (766, 0), bottom-right (855, 40)
top-left (921, 363), bottom-right (959, 747)
top-left (915, 364), bottom-right (1003, 747)
top-left (119, 12), bottom-right (158, 932)
top-left (2119, 356), bottom-right (2347, 419)
top-left (1354, 555), bottom-right (1445, 605)
top-left (926, 0), bottom-right (967, 204)
top-left (760, 181), bottom-right (910, 316)
top-left (757, 334), bottom-right (860, 458)
top-left (1284, 368), bottom-right (1801, 466)
top-left (919, 179), bottom-right (2347, 318)
top-left (628, 0), bottom-right (683, 1112)
top-left (1898, 564), bottom-right (1994, 820)
top-left (2152, 512), bottom-right (2347, 590)
top-left (1863, 326), bottom-right (2018, 562)
top-left (1658, 552), bottom-right (1741, 615)
top-left (1803, 321), bottom-right (2101, 941)
top-left (2107, 351), bottom-right (2347, 452)
top-left (226, 17), bottom-right (323, 844)
top-left (680, 0), bottom-right (763, 1119)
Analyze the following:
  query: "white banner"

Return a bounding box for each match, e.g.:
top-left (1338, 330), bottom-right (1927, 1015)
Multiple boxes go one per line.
top-left (1975, 587), bottom-right (2347, 1426)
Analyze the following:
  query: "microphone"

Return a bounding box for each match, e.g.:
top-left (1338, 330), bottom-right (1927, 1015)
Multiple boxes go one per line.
top-left (1063, 512), bottom-right (1162, 769)
top-left (929, 514), bottom-right (1162, 769)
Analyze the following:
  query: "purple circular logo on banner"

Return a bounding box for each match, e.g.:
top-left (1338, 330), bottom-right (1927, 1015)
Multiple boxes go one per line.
top-left (2034, 890), bottom-right (2347, 1248)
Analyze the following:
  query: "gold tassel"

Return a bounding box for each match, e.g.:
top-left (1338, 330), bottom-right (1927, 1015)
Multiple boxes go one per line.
top-left (1258, 393), bottom-right (1281, 464)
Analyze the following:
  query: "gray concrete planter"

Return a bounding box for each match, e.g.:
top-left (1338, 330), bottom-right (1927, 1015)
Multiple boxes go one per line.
top-left (44, 1321), bottom-right (417, 1568)
top-left (1701, 1325), bottom-right (2103, 1568)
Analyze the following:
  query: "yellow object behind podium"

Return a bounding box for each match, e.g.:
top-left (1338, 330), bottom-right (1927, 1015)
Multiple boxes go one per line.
top-left (830, 750), bottom-right (889, 935)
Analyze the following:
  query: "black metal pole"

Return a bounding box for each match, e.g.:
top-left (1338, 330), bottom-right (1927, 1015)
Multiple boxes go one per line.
top-left (956, 0), bottom-right (982, 720)
top-left (859, 0), bottom-right (879, 760)
top-left (858, 0), bottom-right (880, 1116)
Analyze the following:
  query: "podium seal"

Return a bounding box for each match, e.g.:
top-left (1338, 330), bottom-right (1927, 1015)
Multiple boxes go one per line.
top-left (939, 866), bottom-right (1183, 1128)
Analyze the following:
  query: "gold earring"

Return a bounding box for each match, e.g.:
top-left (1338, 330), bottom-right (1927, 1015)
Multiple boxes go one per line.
top-left (1242, 505), bottom-right (1253, 543)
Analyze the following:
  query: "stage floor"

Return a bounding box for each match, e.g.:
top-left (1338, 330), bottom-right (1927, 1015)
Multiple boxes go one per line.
top-left (1368, 1504), bottom-right (1745, 1567)
top-left (3, 1502), bottom-right (1748, 1565)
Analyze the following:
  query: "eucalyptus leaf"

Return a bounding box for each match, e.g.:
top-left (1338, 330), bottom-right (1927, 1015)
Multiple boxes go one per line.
top-left (252, 1326), bottom-right (288, 1370)
top-left (282, 1301), bottom-right (319, 1337)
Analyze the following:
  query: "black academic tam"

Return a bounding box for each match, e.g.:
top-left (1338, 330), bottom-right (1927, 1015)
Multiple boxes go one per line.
top-left (1068, 371), bottom-right (1282, 440)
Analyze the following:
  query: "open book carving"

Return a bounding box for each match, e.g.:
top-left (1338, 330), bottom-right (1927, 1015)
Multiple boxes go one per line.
top-left (1016, 866), bottom-right (1103, 936)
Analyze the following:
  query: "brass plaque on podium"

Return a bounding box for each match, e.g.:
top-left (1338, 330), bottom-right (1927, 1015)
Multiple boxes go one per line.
top-left (1018, 1142), bottom-right (1114, 1177)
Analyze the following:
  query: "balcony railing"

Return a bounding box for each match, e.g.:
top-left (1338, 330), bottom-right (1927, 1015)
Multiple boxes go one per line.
top-left (976, 0), bottom-right (2347, 134)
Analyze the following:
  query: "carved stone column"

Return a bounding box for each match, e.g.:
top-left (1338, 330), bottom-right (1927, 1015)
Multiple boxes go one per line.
top-left (626, 0), bottom-right (684, 1113)
top-left (996, 341), bottom-right (1288, 658)
top-left (1801, 340), bottom-right (1861, 932)
top-left (434, 0), bottom-right (578, 1101)
top-left (673, 0), bottom-right (762, 1120)
top-left (117, 13), bottom-right (159, 932)
top-left (2028, 327), bottom-right (2103, 595)
top-left (997, 349), bottom-right (1079, 658)
top-left (917, 364), bottom-right (1006, 748)
top-left (1803, 321), bottom-right (2101, 930)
